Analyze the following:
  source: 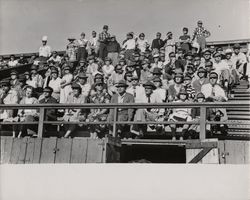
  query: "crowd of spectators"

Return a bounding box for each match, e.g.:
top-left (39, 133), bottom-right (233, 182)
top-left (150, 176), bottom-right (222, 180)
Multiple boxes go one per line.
top-left (0, 21), bottom-right (249, 140)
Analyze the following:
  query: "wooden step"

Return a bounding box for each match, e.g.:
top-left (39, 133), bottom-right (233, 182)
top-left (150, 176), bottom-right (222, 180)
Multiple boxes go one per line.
top-left (233, 94), bottom-right (250, 97)
top-left (227, 111), bottom-right (250, 115)
top-left (232, 89), bottom-right (250, 93)
top-left (228, 115), bottom-right (250, 120)
top-left (229, 97), bottom-right (250, 101)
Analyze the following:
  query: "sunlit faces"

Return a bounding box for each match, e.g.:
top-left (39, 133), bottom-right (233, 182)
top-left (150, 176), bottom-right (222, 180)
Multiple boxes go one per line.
top-left (25, 87), bottom-right (33, 98)
top-left (72, 88), bottom-right (81, 97)
top-left (117, 85), bottom-right (126, 95)
top-left (144, 87), bottom-right (153, 96)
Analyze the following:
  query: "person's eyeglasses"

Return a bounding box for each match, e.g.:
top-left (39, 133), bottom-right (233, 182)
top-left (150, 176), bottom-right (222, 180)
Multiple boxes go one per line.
top-left (210, 77), bottom-right (217, 79)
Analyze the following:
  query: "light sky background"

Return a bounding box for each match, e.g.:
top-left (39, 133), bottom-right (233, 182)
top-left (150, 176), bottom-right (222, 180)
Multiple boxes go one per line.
top-left (0, 0), bottom-right (250, 54)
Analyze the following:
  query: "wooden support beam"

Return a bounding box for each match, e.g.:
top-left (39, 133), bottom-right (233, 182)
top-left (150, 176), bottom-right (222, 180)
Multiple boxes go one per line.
top-left (189, 147), bottom-right (213, 163)
top-left (200, 107), bottom-right (206, 140)
top-left (112, 107), bottom-right (118, 137)
top-left (37, 108), bottom-right (45, 138)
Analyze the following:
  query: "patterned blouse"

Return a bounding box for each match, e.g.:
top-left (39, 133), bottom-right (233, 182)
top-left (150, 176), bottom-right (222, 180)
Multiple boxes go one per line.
top-left (193, 27), bottom-right (211, 38)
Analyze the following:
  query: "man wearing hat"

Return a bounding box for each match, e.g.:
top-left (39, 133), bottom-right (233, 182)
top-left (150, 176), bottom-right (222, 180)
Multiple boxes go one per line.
top-left (107, 35), bottom-right (120, 66)
top-left (192, 67), bottom-right (209, 93)
top-left (39, 35), bottom-right (52, 61)
top-left (0, 80), bottom-right (19, 123)
top-left (132, 81), bottom-right (164, 136)
top-left (224, 48), bottom-right (239, 88)
top-left (77, 72), bottom-right (91, 98)
top-left (183, 75), bottom-right (196, 101)
top-left (231, 43), bottom-right (247, 80)
top-left (140, 59), bottom-right (153, 84)
top-left (201, 72), bottom-right (227, 101)
top-left (39, 87), bottom-right (58, 132)
top-left (88, 79), bottom-right (111, 139)
top-left (10, 70), bottom-right (20, 89)
top-left (98, 25), bottom-right (111, 60)
top-left (201, 72), bottom-right (229, 135)
top-left (192, 20), bottom-right (211, 51)
top-left (213, 52), bottom-right (230, 90)
top-left (137, 33), bottom-right (149, 53)
top-left (108, 80), bottom-right (134, 138)
top-left (29, 65), bottom-right (44, 90)
top-left (63, 83), bottom-right (87, 138)
top-left (151, 32), bottom-right (165, 51)
top-left (76, 32), bottom-right (89, 62)
top-left (66, 36), bottom-right (77, 62)
top-left (126, 75), bottom-right (145, 102)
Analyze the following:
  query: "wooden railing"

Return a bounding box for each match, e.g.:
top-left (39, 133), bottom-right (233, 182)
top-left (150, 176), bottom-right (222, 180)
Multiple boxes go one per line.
top-left (1, 102), bottom-right (250, 139)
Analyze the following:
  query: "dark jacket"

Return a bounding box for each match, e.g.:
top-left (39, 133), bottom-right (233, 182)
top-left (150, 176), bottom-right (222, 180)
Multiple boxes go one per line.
top-left (151, 39), bottom-right (165, 50)
top-left (39, 96), bottom-right (58, 121)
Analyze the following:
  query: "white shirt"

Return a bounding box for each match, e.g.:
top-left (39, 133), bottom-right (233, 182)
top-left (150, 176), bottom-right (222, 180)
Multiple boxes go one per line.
top-left (39, 45), bottom-right (52, 57)
top-left (201, 83), bottom-right (227, 101)
top-left (137, 39), bottom-right (148, 52)
top-left (8, 60), bottom-right (18, 67)
top-left (126, 85), bottom-right (146, 103)
top-left (102, 65), bottom-right (114, 77)
top-left (122, 39), bottom-right (136, 50)
top-left (48, 77), bottom-right (62, 93)
top-left (78, 83), bottom-right (91, 97)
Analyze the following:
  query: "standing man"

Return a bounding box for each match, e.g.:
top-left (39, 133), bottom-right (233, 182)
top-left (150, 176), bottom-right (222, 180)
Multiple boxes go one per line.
top-left (192, 20), bottom-right (211, 52)
top-left (88, 31), bottom-right (99, 55)
top-left (107, 35), bottom-right (120, 66)
top-left (98, 25), bottom-right (111, 60)
top-left (39, 36), bottom-right (52, 61)
top-left (108, 80), bottom-right (134, 138)
top-left (151, 32), bottom-right (165, 51)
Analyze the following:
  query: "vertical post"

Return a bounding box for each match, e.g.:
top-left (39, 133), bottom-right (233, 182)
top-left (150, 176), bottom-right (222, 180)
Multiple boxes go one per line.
top-left (37, 107), bottom-right (45, 138)
top-left (112, 107), bottom-right (117, 137)
top-left (200, 106), bottom-right (206, 140)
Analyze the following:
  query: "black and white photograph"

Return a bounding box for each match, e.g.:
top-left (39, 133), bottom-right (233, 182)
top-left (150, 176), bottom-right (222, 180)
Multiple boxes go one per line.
top-left (0, 0), bottom-right (249, 199)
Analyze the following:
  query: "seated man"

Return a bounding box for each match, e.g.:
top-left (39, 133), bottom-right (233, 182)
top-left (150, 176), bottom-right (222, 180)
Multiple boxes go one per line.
top-left (63, 83), bottom-right (87, 138)
top-left (39, 87), bottom-right (58, 134)
top-left (108, 80), bottom-right (134, 138)
top-left (0, 80), bottom-right (19, 137)
top-left (201, 71), bottom-right (228, 135)
top-left (133, 81), bottom-right (164, 137)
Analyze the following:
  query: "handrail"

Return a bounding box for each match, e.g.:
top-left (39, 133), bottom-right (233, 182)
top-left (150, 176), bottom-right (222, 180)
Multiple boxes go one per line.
top-left (0, 101), bottom-right (249, 109)
top-left (0, 102), bottom-right (249, 140)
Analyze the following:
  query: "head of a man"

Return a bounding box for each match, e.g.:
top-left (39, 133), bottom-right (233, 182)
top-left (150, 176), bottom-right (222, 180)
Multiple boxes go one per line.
top-left (91, 31), bottom-right (96, 37)
top-left (10, 71), bottom-right (17, 80)
top-left (80, 32), bottom-right (85, 39)
top-left (174, 73), bottom-right (183, 84)
top-left (116, 81), bottom-right (127, 95)
top-left (214, 52), bottom-right (222, 63)
top-left (1, 81), bottom-right (10, 94)
top-left (103, 25), bottom-right (108, 33)
top-left (143, 82), bottom-right (155, 96)
top-left (205, 61), bottom-right (213, 73)
top-left (233, 44), bottom-right (241, 55)
top-left (131, 76), bottom-right (139, 87)
top-left (209, 72), bottom-right (218, 86)
top-left (183, 27), bottom-right (188, 35)
top-left (197, 20), bottom-right (203, 27)
top-left (203, 50), bottom-right (211, 60)
top-left (156, 32), bottom-right (161, 39)
top-left (43, 87), bottom-right (53, 98)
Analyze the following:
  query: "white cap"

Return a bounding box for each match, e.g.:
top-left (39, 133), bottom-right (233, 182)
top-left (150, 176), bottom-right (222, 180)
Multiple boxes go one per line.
top-left (225, 48), bottom-right (233, 54)
top-left (42, 36), bottom-right (48, 41)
